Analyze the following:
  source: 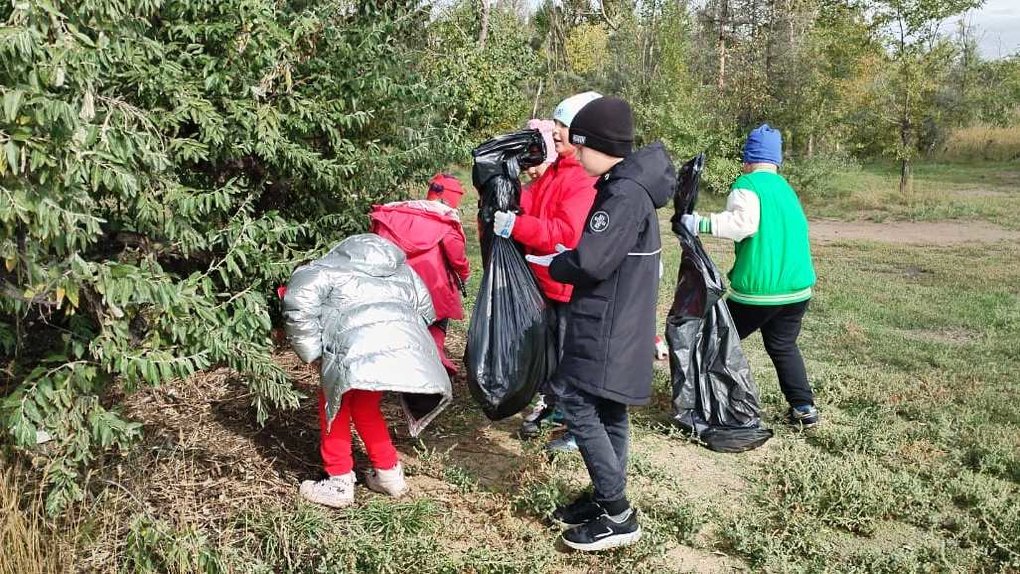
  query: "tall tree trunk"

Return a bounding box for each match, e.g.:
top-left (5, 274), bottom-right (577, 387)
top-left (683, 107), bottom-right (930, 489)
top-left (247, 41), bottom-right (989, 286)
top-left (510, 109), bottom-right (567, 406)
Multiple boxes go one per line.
top-left (899, 158), bottom-right (911, 194)
top-left (900, 104), bottom-right (912, 193)
top-left (532, 79), bottom-right (544, 118)
top-left (807, 133), bottom-right (815, 158)
top-left (897, 25), bottom-right (912, 194)
top-left (900, 92), bottom-right (912, 193)
top-left (717, 0), bottom-right (729, 90)
top-left (478, 0), bottom-right (490, 50)
top-left (787, 0), bottom-right (795, 45)
top-left (765, 0), bottom-right (777, 77)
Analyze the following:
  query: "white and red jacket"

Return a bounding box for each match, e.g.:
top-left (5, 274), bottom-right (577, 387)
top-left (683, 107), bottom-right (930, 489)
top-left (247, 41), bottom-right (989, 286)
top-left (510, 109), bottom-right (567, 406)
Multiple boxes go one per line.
top-left (513, 152), bottom-right (597, 303)
top-left (370, 200), bottom-right (470, 321)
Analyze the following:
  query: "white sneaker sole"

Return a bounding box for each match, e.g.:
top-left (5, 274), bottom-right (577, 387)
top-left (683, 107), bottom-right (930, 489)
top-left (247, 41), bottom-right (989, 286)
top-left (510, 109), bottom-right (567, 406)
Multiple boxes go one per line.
top-left (562, 527), bottom-right (642, 551)
top-left (299, 481), bottom-right (354, 508)
top-left (364, 475), bottom-right (408, 498)
top-left (366, 482), bottom-right (407, 497)
top-left (299, 490), bottom-right (354, 508)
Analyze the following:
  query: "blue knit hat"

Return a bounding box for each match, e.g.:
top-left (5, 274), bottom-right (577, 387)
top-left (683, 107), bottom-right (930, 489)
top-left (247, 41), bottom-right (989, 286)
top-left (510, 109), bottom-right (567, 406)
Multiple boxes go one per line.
top-left (742, 124), bottom-right (783, 165)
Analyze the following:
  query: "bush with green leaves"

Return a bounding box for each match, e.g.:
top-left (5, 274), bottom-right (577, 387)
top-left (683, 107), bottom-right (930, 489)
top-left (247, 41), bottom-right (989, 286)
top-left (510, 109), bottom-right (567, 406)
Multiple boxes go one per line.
top-left (423, 1), bottom-right (537, 135)
top-left (0, 0), bottom-right (459, 513)
top-left (783, 151), bottom-right (861, 200)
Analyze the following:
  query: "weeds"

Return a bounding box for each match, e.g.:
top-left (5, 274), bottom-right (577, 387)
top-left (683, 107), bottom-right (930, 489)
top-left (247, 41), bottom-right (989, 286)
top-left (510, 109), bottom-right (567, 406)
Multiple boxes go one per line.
top-left (767, 446), bottom-right (896, 535)
top-left (0, 466), bottom-right (69, 574)
top-left (233, 503), bottom-right (332, 570)
top-left (123, 517), bottom-right (229, 574)
top-left (443, 464), bottom-right (480, 493)
top-left (354, 498), bottom-right (438, 539)
top-left (719, 504), bottom-right (828, 571)
top-left (639, 496), bottom-right (705, 546)
top-left (947, 472), bottom-right (1020, 569)
top-left (406, 442), bottom-right (456, 478)
top-left (510, 468), bottom-right (574, 519)
top-left (958, 424), bottom-right (1020, 483)
top-left (629, 452), bottom-right (673, 483)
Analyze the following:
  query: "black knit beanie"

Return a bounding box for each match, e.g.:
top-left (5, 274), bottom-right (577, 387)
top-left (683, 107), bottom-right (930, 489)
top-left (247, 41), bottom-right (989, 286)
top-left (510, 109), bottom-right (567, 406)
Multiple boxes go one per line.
top-left (569, 97), bottom-right (634, 158)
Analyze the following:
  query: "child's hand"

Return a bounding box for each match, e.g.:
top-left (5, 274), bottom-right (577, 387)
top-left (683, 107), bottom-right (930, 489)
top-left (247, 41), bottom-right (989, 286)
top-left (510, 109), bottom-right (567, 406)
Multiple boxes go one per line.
top-left (525, 244), bottom-right (569, 267)
top-left (525, 253), bottom-right (555, 267)
top-left (680, 213), bottom-right (699, 236)
top-left (493, 211), bottom-right (516, 238)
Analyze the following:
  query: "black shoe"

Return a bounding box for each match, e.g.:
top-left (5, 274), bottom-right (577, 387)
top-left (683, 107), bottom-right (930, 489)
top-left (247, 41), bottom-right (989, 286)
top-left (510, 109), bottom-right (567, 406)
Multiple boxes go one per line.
top-left (787, 404), bottom-right (820, 429)
top-left (551, 493), bottom-right (603, 528)
top-left (562, 509), bottom-right (642, 551)
top-left (520, 398), bottom-right (557, 439)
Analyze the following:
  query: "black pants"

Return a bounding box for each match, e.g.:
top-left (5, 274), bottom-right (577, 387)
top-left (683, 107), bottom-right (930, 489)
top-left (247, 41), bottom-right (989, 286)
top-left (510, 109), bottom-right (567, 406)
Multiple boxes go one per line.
top-left (539, 302), bottom-right (569, 401)
top-left (726, 299), bottom-right (814, 407)
top-left (552, 379), bottom-right (629, 506)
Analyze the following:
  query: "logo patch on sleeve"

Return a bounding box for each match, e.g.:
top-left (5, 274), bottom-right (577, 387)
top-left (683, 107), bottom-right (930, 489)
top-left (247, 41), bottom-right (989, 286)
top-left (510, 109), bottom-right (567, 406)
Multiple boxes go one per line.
top-left (589, 210), bottom-right (610, 233)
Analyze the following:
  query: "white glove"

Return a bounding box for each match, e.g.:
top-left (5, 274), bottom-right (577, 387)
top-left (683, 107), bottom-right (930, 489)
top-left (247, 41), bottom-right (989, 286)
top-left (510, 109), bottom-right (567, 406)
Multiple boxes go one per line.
top-left (680, 213), bottom-right (699, 236)
top-left (493, 211), bottom-right (516, 238)
top-left (525, 244), bottom-right (569, 267)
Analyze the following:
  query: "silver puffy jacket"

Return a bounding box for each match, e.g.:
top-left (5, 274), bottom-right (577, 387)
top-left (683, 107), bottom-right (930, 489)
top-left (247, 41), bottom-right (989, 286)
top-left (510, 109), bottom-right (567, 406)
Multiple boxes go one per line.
top-left (283, 234), bottom-right (452, 436)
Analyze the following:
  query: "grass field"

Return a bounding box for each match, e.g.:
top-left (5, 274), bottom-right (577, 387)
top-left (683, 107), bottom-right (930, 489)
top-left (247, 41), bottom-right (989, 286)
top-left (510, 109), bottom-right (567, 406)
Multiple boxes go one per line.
top-left (3, 161), bottom-right (1019, 573)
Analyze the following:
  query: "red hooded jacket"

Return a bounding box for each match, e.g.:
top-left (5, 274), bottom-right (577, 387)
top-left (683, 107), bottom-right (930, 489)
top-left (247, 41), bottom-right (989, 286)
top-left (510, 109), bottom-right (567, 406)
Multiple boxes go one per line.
top-left (370, 200), bottom-right (470, 321)
top-left (513, 152), bottom-right (598, 303)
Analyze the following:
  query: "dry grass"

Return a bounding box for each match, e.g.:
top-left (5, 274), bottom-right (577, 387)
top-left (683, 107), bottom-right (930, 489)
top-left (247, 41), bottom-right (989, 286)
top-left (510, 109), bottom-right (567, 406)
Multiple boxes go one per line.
top-left (0, 466), bottom-right (67, 574)
top-left (939, 124), bottom-right (1020, 162)
top-left (114, 355), bottom-right (321, 525)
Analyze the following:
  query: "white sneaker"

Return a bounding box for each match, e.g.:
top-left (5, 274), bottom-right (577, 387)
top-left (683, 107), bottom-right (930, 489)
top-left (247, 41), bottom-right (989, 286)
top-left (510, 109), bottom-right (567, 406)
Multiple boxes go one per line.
top-left (299, 473), bottom-right (355, 508)
top-left (364, 462), bottom-right (407, 497)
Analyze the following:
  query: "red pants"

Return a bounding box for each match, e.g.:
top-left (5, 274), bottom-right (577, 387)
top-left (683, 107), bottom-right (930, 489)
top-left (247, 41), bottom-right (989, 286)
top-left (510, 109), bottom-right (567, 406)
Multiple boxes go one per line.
top-left (429, 322), bottom-right (458, 375)
top-left (318, 389), bottom-right (398, 476)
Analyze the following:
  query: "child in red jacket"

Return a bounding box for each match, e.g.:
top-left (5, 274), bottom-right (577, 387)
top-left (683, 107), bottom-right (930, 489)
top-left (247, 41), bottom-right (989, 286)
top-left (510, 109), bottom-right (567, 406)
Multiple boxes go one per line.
top-left (492, 92), bottom-right (602, 450)
top-left (370, 174), bottom-right (471, 374)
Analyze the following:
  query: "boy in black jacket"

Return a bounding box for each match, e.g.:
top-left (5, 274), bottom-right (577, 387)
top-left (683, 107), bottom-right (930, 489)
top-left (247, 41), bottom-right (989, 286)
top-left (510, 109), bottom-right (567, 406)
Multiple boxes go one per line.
top-left (527, 96), bottom-right (676, 551)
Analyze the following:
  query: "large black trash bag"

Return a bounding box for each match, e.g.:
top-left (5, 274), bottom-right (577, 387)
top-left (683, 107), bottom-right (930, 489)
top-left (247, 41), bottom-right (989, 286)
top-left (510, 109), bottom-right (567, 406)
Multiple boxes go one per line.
top-left (466, 129), bottom-right (552, 420)
top-left (666, 153), bottom-right (773, 453)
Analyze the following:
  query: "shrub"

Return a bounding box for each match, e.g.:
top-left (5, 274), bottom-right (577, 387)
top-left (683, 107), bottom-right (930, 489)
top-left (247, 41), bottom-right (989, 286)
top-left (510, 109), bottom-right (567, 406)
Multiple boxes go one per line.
top-left (783, 152), bottom-right (861, 200)
top-left (0, 0), bottom-right (458, 513)
top-left (422, 1), bottom-right (537, 135)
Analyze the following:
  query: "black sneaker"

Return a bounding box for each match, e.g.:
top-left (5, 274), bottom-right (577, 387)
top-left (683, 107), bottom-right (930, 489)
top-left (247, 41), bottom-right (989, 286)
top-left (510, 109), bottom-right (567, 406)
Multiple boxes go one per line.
top-left (787, 404), bottom-right (820, 429)
top-left (551, 493), bottom-right (603, 528)
top-left (562, 509), bottom-right (642, 551)
top-left (520, 398), bottom-right (557, 439)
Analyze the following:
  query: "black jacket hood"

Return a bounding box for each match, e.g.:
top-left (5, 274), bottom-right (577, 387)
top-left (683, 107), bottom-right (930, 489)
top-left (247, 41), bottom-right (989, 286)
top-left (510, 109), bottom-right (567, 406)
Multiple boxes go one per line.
top-left (606, 141), bottom-right (677, 209)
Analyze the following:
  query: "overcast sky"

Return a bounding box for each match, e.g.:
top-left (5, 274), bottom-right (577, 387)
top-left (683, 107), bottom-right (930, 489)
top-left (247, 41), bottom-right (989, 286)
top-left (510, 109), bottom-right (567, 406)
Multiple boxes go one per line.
top-left (966, 0), bottom-right (1020, 58)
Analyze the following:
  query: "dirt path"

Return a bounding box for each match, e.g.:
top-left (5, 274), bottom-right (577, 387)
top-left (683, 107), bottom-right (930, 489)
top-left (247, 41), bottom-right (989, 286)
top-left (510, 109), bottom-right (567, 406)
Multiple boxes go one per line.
top-left (810, 218), bottom-right (1020, 245)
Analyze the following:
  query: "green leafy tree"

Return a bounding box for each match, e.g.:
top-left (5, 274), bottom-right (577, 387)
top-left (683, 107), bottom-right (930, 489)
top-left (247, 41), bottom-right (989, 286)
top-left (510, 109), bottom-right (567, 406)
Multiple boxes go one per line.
top-left (0, 0), bottom-right (456, 513)
top-left (628, 1), bottom-right (743, 192)
top-left (870, 0), bottom-right (983, 192)
top-left (422, 1), bottom-right (537, 134)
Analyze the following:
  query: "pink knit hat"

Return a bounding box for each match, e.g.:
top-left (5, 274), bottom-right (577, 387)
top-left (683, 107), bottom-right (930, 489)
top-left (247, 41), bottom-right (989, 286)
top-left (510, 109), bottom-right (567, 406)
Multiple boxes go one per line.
top-left (527, 118), bottom-right (557, 164)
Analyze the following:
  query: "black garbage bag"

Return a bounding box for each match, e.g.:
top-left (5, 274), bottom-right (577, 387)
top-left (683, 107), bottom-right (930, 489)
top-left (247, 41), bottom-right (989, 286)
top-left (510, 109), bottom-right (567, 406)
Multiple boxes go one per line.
top-left (665, 153), bottom-right (773, 453)
top-left (465, 129), bottom-right (552, 420)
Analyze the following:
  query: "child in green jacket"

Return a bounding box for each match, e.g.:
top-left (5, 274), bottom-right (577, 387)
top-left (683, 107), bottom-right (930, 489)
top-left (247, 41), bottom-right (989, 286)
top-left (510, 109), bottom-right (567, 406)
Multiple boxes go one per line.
top-left (681, 124), bottom-right (819, 428)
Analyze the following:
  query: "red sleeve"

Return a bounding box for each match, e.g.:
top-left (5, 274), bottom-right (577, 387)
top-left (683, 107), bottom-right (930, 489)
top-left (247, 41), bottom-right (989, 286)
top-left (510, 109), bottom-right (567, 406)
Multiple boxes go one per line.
top-left (441, 226), bottom-right (470, 281)
top-left (511, 174), bottom-right (596, 253)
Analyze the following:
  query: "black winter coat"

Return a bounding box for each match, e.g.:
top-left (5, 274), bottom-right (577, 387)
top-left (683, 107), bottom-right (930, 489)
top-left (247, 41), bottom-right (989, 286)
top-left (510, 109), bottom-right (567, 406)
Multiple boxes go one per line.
top-left (549, 142), bottom-right (677, 405)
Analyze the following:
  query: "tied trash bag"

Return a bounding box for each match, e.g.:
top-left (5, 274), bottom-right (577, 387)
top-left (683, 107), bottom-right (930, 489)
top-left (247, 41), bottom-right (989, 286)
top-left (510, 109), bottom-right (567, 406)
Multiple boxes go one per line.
top-left (666, 153), bottom-right (773, 453)
top-left (466, 130), bottom-right (552, 420)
